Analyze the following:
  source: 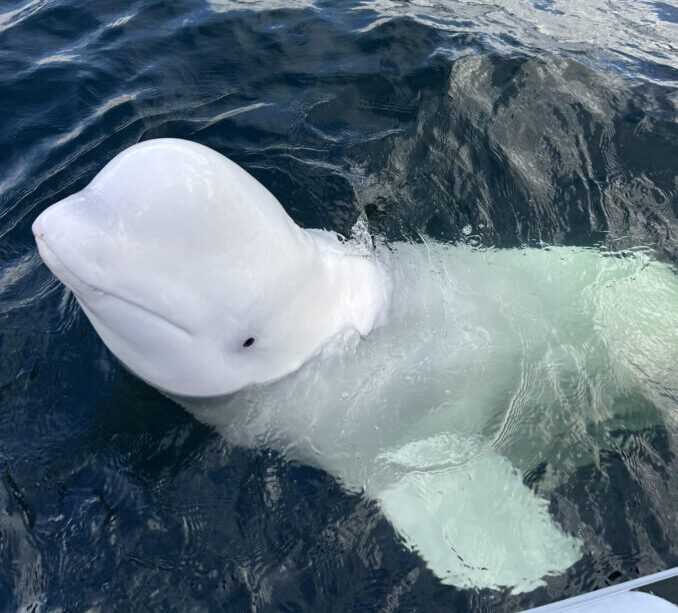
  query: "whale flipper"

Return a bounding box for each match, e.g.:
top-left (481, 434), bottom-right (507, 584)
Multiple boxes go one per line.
top-left (376, 435), bottom-right (580, 593)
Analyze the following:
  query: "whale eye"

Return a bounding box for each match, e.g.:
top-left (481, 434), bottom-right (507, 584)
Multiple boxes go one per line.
top-left (242, 337), bottom-right (255, 348)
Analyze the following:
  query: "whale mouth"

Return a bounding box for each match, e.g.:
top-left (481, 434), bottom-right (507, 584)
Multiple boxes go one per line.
top-left (34, 231), bottom-right (191, 337)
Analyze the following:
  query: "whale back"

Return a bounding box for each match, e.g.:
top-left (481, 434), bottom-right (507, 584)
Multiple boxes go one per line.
top-left (187, 242), bottom-right (678, 468)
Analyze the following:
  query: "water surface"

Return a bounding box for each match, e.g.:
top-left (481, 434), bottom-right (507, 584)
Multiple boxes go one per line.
top-left (1, 1), bottom-right (678, 611)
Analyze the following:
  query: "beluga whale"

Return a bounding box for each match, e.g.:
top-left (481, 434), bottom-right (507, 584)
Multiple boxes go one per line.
top-left (32, 138), bottom-right (678, 594)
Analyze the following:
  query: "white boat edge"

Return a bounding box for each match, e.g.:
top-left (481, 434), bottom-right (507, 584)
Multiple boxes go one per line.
top-left (523, 567), bottom-right (678, 612)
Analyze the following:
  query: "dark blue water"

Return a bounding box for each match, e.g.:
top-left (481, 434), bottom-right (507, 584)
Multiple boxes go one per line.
top-left (2, 1), bottom-right (678, 611)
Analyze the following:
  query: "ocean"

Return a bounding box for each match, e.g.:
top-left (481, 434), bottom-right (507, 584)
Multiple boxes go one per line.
top-left (1, 1), bottom-right (678, 611)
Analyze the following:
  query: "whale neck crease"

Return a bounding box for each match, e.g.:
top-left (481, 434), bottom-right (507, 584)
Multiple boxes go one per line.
top-left (306, 228), bottom-right (392, 339)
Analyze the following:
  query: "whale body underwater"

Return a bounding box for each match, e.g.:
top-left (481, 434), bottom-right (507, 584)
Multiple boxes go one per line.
top-left (33, 139), bottom-right (678, 593)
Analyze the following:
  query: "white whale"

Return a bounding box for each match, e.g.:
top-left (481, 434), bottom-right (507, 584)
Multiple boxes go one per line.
top-left (32, 138), bottom-right (678, 594)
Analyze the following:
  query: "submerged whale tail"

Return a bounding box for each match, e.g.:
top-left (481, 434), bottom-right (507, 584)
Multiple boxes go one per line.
top-left (376, 435), bottom-right (580, 593)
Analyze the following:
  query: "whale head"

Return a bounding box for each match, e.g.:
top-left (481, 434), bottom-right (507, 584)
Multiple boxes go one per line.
top-left (33, 139), bottom-right (386, 397)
